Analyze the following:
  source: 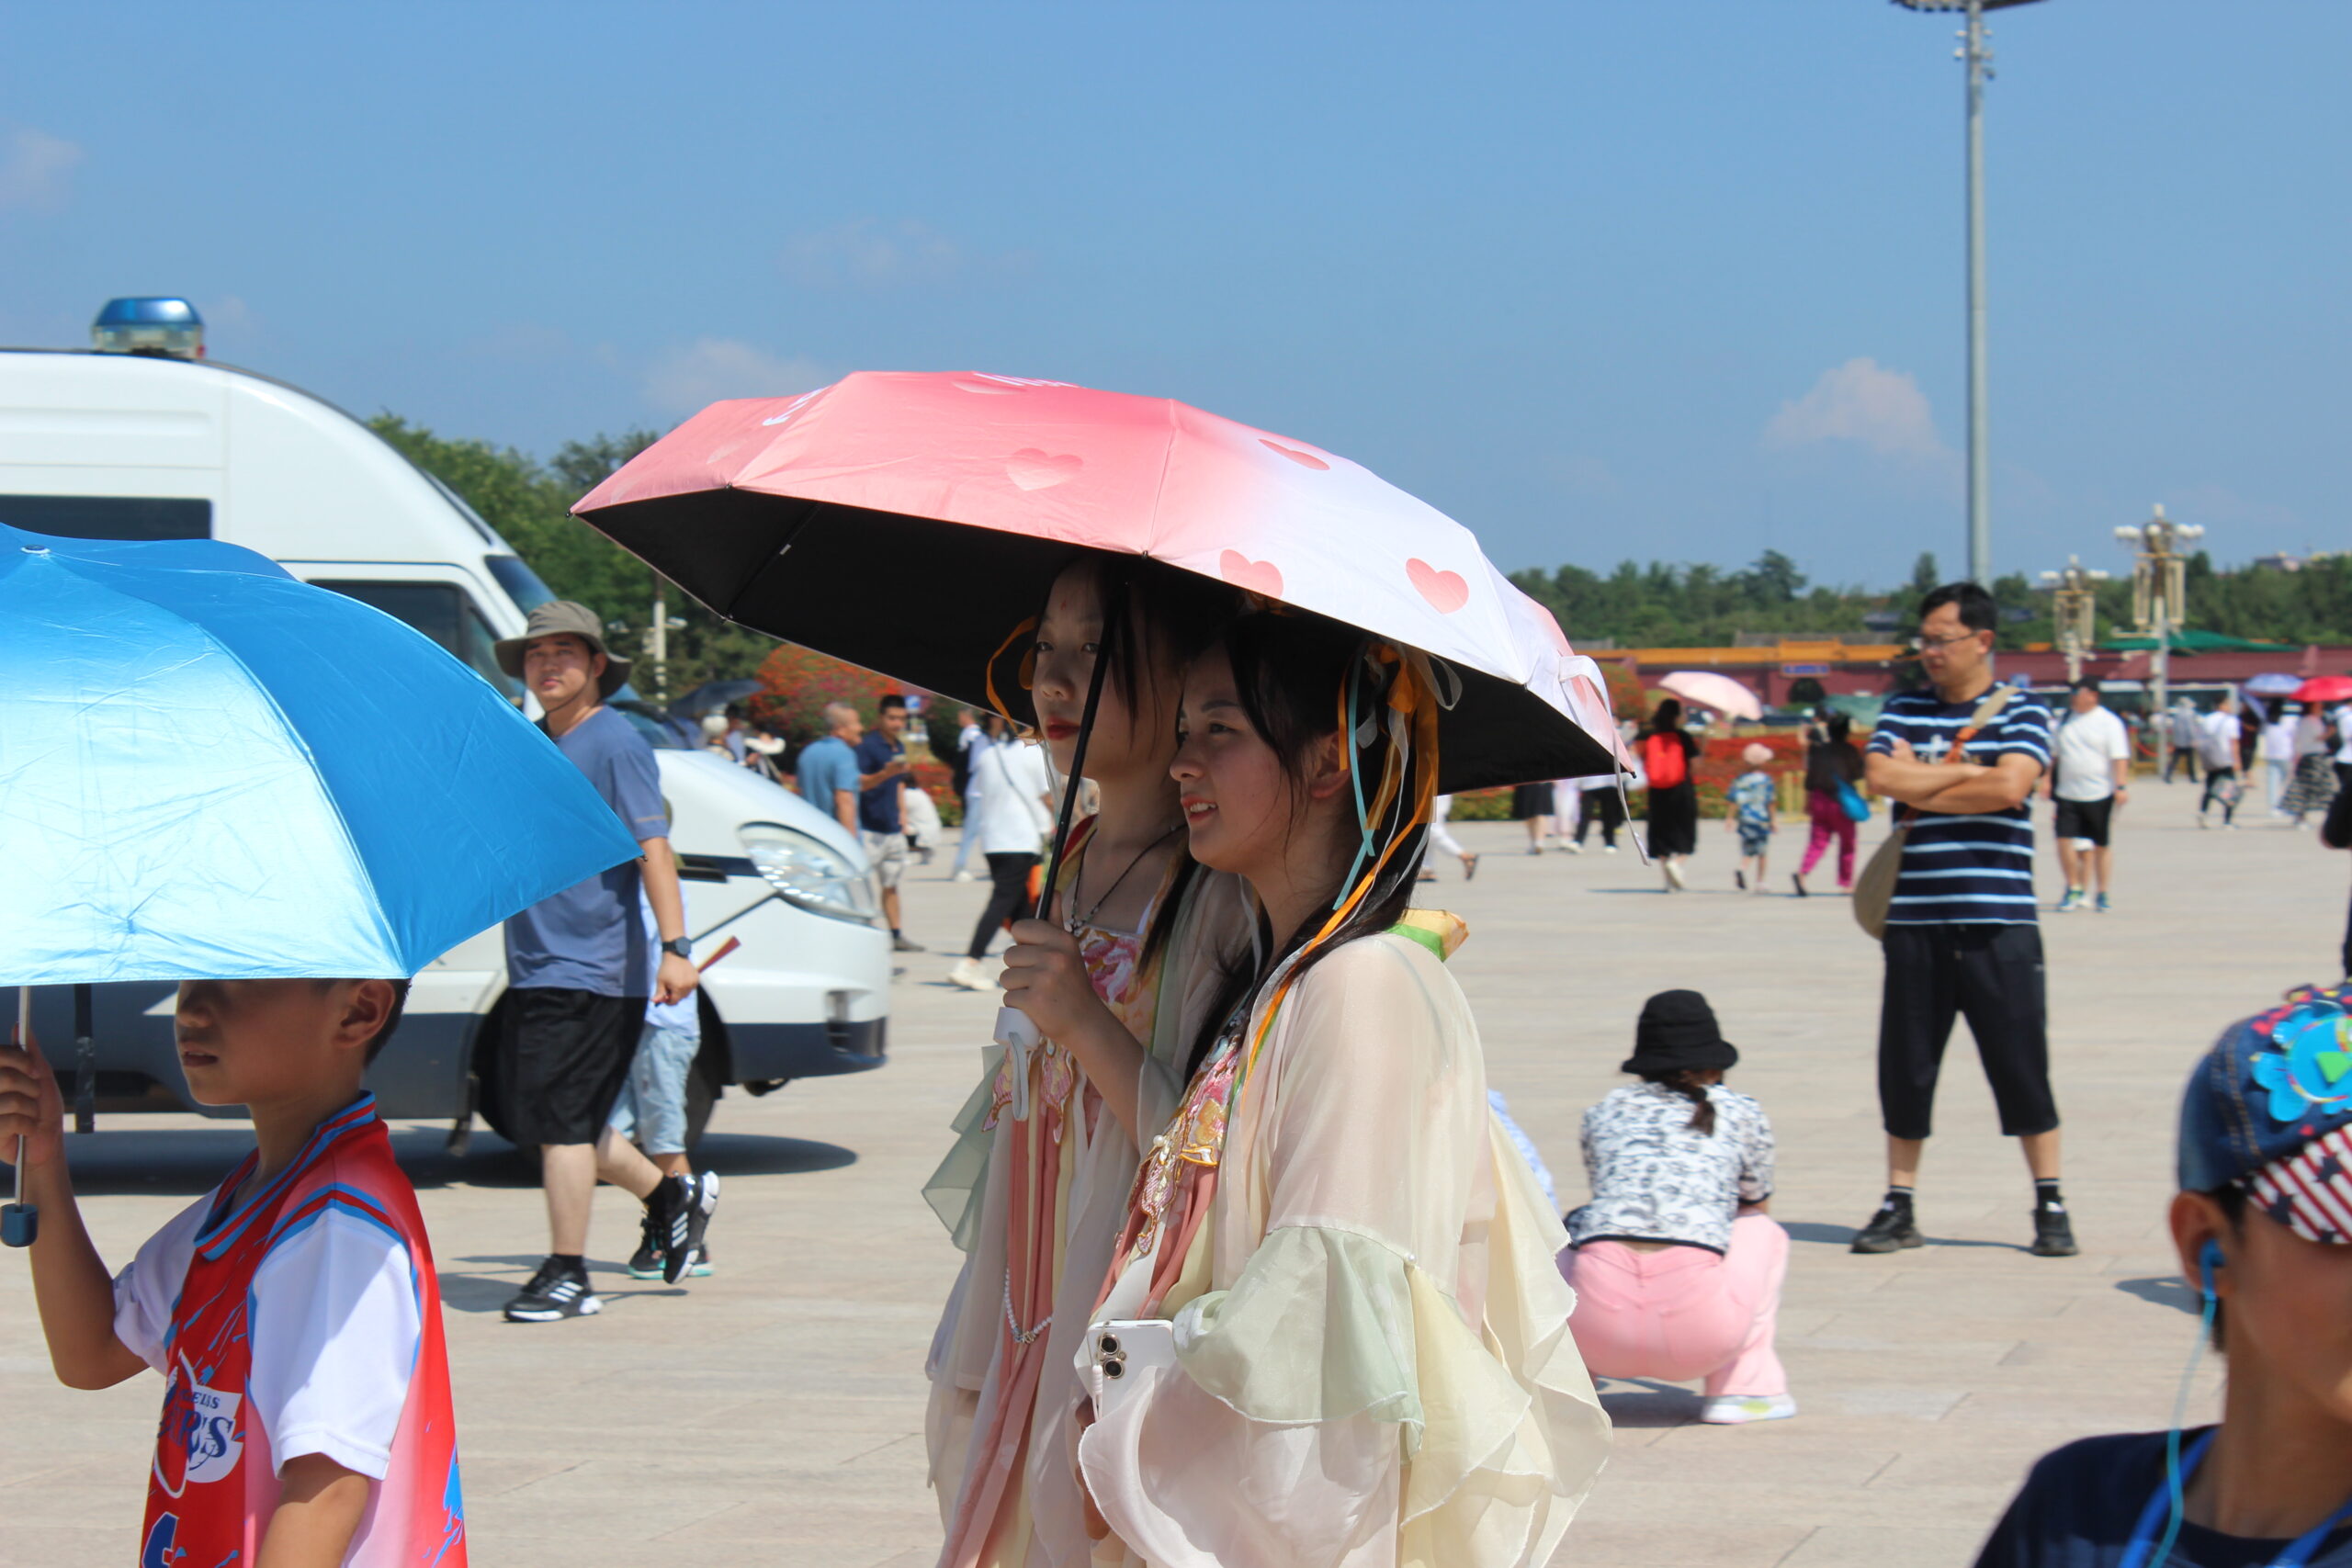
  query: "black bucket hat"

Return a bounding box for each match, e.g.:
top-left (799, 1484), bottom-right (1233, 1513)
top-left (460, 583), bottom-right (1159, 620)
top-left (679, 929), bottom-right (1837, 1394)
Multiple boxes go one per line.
top-left (1623, 989), bottom-right (1739, 1076)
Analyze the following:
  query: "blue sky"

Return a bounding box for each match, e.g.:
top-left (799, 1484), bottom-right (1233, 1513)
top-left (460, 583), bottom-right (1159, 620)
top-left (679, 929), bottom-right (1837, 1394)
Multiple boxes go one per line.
top-left (4, 2), bottom-right (2344, 588)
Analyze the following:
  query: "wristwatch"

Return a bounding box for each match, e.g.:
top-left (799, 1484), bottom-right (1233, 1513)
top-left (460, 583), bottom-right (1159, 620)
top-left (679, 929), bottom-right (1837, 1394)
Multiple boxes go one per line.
top-left (661, 937), bottom-right (692, 960)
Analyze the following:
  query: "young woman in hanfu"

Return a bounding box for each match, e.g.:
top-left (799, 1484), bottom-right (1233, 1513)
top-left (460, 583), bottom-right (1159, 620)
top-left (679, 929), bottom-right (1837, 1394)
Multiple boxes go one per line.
top-left (1075, 610), bottom-right (1612, 1568)
top-left (925, 555), bottom-right (1249, 1568)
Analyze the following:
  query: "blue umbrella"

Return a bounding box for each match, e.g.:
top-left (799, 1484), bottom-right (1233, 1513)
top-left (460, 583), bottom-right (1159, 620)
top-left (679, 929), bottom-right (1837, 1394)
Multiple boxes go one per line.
top-left (0, 523), bottom-right (640, 983)
top-left (2245, 672), bottom-right (2305, 696)
top-left (0, 524), bottom-right (641, 1240)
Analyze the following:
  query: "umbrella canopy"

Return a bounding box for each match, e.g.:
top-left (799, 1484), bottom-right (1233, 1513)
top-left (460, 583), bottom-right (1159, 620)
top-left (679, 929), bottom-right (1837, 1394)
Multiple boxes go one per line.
top-left (2297, 675), bottom-right (2352, 705)
top-left (574, 372), bottom-right (1623, 791)
top-left (0, 524), bottom-right (642, 985)
top-left (2244, 672), bottom-right (2306, 697)
top-left (1657, 670), bottom-right (1763, 723)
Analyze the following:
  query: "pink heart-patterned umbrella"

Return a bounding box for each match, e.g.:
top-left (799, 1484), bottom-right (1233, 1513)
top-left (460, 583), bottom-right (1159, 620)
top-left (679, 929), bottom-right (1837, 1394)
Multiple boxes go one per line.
top-left (574, 371), bottom-right (1625, 789)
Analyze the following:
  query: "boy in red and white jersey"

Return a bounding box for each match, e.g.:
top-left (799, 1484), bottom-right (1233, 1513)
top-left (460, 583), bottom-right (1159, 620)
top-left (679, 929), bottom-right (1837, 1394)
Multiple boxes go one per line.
top-left (0, 977), bottom-right (465, 1567)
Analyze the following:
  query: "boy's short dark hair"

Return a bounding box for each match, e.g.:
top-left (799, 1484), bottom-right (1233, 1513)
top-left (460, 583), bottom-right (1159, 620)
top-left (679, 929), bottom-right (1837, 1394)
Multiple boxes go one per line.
top-left (2071, 677), bottom-right (2102, 694)
top-left (878, 692), bottom-right (908, 713)
top-left (1918, 581), bottom-right (1998, 635)
top-left (316, 978), bottom-right (412, 1065)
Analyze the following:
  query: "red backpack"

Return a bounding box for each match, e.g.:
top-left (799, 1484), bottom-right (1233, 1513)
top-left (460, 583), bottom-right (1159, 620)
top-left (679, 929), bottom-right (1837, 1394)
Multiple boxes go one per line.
top-left (1642, 732), bottom-right (1688, 790)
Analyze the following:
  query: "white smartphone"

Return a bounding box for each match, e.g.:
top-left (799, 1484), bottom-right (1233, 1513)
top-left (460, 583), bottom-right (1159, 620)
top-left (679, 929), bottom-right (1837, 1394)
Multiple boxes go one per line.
top-left (1087, 1318), bottom-right (1177, 1415)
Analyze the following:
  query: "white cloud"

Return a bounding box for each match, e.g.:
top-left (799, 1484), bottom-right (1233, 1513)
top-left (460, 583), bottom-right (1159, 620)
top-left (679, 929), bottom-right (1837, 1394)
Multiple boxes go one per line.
top-left (0, 128), bottom-right (84, 211)
top-left (1763, 357), bottom-right (1950, 460)
top-left (780, 218), bottom-right (1032, 289)
top-left (642, 338), bottom-right (825, 415)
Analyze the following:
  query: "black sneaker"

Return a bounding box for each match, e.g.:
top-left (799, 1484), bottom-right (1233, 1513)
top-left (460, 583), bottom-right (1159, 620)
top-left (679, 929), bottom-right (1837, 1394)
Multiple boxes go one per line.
top-left (645, 1175), bottom-right (695, 1285)
top-left (2030, 1204), bottom-right (2079, 1258)
top-left (683, 1171), bottom-right (720, 1275)
top-left (627, 1202), bottom-right (667, 1280)
top-left (1850, 1204), bottom-right (1924, 1254)
top-left (503, 1257), bottom-right (601, 1322)
top-left (1791, 873), bottom-right (1808, 898)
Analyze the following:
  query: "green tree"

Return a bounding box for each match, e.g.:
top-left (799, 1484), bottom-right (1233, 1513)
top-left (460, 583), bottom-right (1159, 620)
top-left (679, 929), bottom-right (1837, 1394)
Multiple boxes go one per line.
top-left (368, 414), bottom-right (780, 699)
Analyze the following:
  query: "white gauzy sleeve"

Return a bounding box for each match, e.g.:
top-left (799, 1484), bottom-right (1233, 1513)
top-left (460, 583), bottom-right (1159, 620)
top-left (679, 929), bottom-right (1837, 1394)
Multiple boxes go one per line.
top-left (246, 1203), bottom-right (423, 1480)
top-left (1080, 935), bottom-right (1608, 1568)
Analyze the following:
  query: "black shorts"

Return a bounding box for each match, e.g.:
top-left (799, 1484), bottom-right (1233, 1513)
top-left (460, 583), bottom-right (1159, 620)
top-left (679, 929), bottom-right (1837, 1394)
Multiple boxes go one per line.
top-left (500, 987), bottom-right (644, 1146)
top-left (1878, 923), bottom-right (2057, 1141)
top-left (2052, 795), bottom-right (2116, 848)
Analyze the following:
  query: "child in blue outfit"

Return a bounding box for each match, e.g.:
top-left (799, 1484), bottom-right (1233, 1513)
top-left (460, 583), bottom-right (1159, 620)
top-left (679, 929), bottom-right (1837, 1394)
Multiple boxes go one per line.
top-left (1726, 744), bottom-right (1778, 895)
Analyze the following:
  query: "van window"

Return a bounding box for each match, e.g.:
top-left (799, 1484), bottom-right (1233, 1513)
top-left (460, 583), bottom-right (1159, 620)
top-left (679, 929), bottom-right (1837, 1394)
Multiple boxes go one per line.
top-left (312, 580), bottom-right (518, 698)
top-left (0, 495), bottom-right (211, 541)
top-left (484, 554), bottom-right (556, 612)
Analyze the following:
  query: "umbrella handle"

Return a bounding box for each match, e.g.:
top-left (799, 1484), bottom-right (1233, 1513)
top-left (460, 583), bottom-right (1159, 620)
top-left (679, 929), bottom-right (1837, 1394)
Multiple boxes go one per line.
top-left (6, 988), bottom-right (34, 1247)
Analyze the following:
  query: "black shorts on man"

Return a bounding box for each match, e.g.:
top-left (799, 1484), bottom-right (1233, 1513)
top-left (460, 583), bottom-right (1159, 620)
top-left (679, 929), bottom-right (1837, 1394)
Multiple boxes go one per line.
top-left (500, 987), bottom-right (644, 1146)
top-left (2051, 796), bottom-right (2115, 849)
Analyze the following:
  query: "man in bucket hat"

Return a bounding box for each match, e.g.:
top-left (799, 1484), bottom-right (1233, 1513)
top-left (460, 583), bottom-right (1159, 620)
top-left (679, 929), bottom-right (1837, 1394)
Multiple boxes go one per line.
top-left (491, 602), bottom-right (715, 1321)
top-left (1975, 983), bottom-right (2352, 1565)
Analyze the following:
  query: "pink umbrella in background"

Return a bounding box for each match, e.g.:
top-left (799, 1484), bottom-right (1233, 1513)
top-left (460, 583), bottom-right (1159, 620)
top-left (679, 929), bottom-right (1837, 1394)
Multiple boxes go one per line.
top-left (1657, 670), bottom-right (1764, 723)
top-left (575, 371), bottom-right (1626, 790)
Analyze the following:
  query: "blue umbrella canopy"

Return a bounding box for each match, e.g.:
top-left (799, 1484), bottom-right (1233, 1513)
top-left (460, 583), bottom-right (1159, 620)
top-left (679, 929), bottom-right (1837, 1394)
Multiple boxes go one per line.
top-left (0, 524), bottom-right (640, 984)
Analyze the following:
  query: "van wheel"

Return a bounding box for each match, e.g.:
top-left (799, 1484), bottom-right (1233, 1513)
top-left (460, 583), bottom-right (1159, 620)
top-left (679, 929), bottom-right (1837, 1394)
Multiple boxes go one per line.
top-left (470, 996), bottom-right (518, 1146)
top-left (683, 1037), bottom-right (721, 1153)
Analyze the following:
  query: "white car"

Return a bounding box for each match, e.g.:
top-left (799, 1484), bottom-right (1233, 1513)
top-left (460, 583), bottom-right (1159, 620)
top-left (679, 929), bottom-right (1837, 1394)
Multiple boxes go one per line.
top-left (6, 300), bottom-right (891, 1148)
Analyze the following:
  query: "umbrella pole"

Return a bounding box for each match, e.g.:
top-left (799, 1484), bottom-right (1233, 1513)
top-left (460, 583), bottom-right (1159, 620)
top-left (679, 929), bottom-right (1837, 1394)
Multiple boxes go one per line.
top-left (5, 987), bottom-right (34, 1247)
top-left (73, 984), bottom-right (95, 1135)
top-left (992, 582), bottom-right (1126, 1113)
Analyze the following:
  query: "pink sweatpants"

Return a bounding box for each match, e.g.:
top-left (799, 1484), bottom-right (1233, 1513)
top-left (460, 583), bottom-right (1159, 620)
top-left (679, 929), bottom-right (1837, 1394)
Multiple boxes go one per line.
top-left (1799, 788), bottom-right (1856, 886)
top-left (1558, 1213), bottom-right (1790, 1397)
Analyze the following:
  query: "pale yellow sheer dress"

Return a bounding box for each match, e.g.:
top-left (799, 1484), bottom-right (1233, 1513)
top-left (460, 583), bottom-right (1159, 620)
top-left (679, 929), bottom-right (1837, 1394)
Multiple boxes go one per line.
top-left (1077, 924), bottom-right (1612, 1568)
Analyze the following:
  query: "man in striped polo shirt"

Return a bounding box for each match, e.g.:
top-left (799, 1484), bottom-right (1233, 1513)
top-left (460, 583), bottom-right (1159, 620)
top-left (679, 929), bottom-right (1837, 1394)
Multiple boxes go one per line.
top-left (1854, 582), bottom-right (2076, 1258)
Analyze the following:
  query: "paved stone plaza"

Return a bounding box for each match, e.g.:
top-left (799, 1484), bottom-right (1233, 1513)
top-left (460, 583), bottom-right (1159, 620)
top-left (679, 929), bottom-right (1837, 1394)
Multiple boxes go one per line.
top-left (4, 799), bottom-right (2346, 1566)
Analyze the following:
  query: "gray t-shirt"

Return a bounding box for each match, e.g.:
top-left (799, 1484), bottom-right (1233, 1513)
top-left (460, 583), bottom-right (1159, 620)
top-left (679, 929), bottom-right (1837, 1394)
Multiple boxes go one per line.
top-left (504, 705), bottom-right (667, 996)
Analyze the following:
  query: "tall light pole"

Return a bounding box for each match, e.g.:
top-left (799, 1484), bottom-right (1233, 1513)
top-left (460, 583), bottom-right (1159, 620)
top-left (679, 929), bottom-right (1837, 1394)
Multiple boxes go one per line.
top-left (2115, 504), bottom-right (2205, 778)
top-left (2037, 554), bottom-right (2108, 684)
top-left (1892, 0), bottom-right (2045, 587)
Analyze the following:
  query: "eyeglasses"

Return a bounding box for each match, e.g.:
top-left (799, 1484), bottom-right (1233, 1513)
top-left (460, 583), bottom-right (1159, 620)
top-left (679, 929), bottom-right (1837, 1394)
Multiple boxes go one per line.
top-left (1914, 630), bottom-right (1985, 650)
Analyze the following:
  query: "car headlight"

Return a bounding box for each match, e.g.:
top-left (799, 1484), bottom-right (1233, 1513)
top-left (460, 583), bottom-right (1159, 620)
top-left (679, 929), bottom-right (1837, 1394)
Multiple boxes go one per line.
top-left (738, 822), bottom-right (878, 925)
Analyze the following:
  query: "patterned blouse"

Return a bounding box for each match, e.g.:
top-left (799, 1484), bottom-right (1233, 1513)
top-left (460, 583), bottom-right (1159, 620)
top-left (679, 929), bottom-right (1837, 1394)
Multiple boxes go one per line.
top-left (1565, 1081), bottom-right (1774, 1254)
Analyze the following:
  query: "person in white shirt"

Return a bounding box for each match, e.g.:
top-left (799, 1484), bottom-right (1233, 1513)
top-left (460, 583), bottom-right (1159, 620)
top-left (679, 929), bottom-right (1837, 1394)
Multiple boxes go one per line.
top-left (2044, 679), bottom-right (2132, 912)
top-left (946, 715), bottom-right (1056, 990)
top-left (2260, 705), bottom-right (2301, 814)
top-left (2199, 693), bottom-right (2245, 829)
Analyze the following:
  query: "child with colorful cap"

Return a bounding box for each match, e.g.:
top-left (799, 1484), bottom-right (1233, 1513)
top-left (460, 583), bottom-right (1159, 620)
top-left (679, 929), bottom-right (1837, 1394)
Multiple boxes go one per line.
top-left (1975, 982), bottom-right (2352, 1565)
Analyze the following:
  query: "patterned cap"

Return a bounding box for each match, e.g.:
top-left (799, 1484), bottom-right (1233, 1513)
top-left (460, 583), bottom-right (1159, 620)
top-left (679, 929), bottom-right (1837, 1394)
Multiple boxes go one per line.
top-left (2177, 984), bottom-right (2352, 1244)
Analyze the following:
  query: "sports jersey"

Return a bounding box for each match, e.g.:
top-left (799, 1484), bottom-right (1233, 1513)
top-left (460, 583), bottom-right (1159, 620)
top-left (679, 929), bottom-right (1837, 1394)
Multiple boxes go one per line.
top-left (1868, 682), bottom-right (2052, 926)
top-left (116, 1094), bottom-right (466, 1567)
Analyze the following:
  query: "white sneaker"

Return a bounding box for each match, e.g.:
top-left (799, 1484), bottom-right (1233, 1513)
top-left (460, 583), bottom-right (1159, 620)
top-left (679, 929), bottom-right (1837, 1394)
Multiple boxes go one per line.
top-left (947, 956), bottom-right (994, 992)
top-left (953, 870), bottom-right (977, 883)
top-left (1700, 1393), bottom-right (1797, 1425)
top-left (1562, 841), bottom-right (1583, 855)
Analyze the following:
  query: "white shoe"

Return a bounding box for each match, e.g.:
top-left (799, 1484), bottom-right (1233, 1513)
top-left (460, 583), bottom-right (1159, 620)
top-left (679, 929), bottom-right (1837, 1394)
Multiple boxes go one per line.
top-left (1663, 859), bottom-right (1688, 891)
top-left (946, 957), bottom-right (994, 991)
top-left (1700, 1393), bottom-right (1797, 1425)
top-left (953, 870), bottom-right (977, 883)
top-left (1562, 841), bottom-right (1583, 855)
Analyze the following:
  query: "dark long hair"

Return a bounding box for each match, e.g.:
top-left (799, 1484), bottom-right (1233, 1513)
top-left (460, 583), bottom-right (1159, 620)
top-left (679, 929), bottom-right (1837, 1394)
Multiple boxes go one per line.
top-left (1639, 1068), bottom-right (1718, 1135)
top-left (1039, 554), bottom-right (1243, 967)
top-left (1183, 609), bottom-right (1434, 1072)
top-left (1645, 697), bottom-right (1685, 738)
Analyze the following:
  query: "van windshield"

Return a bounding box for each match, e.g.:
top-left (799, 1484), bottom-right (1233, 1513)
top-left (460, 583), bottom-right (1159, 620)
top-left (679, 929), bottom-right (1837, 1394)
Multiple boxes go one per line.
top-left (485, 554), bottom-right (556, 612)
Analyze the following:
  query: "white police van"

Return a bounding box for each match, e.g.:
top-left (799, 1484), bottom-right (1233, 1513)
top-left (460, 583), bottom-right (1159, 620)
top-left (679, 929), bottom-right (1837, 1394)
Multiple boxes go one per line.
top-left (6, 299), bottom-right (890, 1148)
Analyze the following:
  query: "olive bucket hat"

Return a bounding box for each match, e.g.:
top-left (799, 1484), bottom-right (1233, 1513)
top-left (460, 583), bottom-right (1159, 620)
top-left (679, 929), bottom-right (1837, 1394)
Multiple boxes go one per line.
top-left (493, 600), bottom-right (632, 700)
